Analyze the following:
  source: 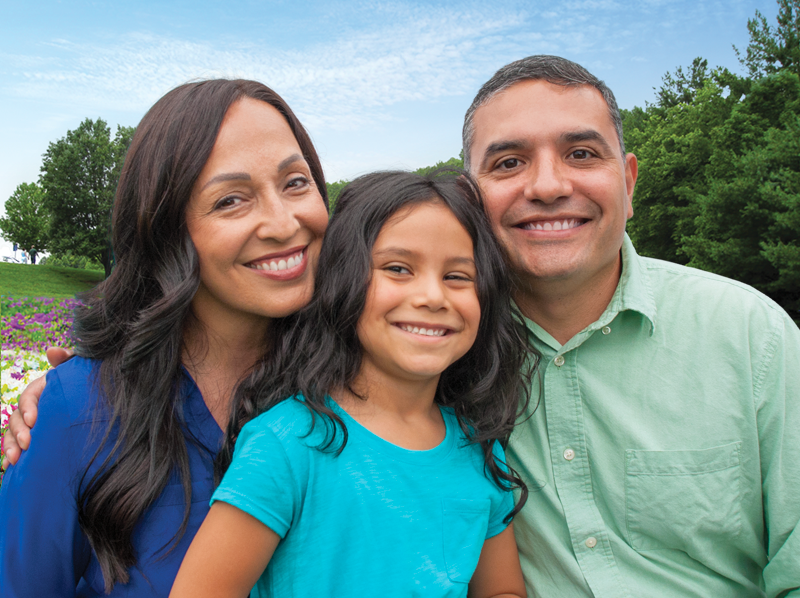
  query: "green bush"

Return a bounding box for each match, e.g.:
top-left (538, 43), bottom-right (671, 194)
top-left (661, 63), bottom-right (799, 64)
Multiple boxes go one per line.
top-left (40, 251), bottom-right (104, 271)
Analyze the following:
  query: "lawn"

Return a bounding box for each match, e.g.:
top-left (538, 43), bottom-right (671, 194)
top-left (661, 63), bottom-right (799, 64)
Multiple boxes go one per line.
top-left (0, 262), bottom-right (104, 298)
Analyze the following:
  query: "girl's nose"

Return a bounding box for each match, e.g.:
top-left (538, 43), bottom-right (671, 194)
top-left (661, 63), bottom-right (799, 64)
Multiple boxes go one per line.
top-left (412, 274), bottom-right (447, 311)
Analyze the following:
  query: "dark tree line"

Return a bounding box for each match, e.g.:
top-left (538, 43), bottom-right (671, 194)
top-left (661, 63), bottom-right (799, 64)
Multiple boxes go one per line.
top-left (623, 0), bottom-right (800, 320)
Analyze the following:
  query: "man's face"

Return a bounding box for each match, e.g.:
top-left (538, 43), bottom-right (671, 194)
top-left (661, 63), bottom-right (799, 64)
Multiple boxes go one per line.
top-left (470, 80), bottom-right (637, 294)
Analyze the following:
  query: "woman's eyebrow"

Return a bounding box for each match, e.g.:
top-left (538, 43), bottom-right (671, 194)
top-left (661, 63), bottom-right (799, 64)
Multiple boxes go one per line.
top-left (278, 153), bottom-right (305, 171)
top-left (200, 172), bottom-right (250, 191)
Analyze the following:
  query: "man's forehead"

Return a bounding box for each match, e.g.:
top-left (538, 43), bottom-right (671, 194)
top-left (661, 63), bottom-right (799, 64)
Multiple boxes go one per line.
top-left (470, 80), bottom-right (616, 157)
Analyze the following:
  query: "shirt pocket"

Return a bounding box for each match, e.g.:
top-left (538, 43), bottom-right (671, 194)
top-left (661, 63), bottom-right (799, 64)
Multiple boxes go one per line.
top-left (441, 498), bottom-right (491, 584)
top-left (625, 442), bottom-right (742, 552)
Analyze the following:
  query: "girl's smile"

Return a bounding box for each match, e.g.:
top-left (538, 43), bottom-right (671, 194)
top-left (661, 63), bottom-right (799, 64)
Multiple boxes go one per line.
top-left (356, 201), bottom-right (481, 386)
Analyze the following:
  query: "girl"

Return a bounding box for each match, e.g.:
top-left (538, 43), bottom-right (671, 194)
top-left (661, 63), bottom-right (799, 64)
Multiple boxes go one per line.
top-left (171, 170), bottom-right (534, 598)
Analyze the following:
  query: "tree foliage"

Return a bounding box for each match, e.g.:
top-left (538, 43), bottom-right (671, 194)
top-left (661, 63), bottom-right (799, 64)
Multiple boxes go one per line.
top-left (39, 119), bottom-right (134, 277)
top-left (626, 0), bottom-right (800, 318)
top-left (734, 0), bottom-right (800, 78)
top-left (0, 182), bottom-right (49, 264)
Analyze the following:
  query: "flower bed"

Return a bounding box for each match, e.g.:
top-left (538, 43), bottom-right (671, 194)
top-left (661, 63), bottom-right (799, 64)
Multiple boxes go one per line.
top-left (1, 296), bottom-right (77, 485)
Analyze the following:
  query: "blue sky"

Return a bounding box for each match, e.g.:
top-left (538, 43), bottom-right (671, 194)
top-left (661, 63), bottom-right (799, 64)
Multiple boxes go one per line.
top-left (0, 0), bottom-right (779, 258)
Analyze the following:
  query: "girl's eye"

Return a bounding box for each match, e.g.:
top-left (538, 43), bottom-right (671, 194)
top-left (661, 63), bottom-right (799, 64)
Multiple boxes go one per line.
top-left (386, 265), bottom-right (410, 275)
top-left (445, 273), bottom-right (474, 282)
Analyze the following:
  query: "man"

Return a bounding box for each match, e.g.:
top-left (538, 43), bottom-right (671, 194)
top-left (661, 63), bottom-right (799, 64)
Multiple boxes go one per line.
top-left (464, 55), bottom-right (800, 597)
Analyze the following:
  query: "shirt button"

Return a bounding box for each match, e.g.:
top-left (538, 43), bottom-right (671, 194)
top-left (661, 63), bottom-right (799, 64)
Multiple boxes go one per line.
top-left (602, 326), bottom-right (611, 335)
top-left (585, 537), bottom-right (597, 548)
top-left (563, 448), bottom-right (575, 461)
top-left (554, 355), bottom-right (565, 367)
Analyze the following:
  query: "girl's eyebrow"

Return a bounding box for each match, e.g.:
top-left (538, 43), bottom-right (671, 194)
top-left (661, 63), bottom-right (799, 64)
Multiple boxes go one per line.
top-left (373, 247), bottom-right (475, 266)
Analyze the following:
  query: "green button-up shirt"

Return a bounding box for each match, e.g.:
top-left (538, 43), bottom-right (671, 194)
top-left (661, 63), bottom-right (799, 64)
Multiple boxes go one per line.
top-left (508, 235), bottom-right (800, 598)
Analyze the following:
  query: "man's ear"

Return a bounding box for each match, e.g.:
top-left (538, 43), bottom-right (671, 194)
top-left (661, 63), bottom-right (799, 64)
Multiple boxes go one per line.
top-left (624, 153), bottom-right (638, 219)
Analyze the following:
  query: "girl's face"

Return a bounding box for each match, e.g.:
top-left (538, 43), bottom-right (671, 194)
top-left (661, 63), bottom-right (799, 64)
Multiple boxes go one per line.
top-left (356, 201), bottom-right (481, 386)
top-left (185, 98), bottom-right (328, 330)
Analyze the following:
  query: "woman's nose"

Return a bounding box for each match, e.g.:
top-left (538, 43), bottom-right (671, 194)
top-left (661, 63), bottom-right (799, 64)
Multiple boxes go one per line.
top-left (256, 196), bottom-right (300, 242)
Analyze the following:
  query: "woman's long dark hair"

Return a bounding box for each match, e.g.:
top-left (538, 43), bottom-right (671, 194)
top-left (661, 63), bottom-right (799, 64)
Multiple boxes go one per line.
top-left (71, 79), bottom-right (327, 592)
top-left (219, 170), bottom-right (535, 520)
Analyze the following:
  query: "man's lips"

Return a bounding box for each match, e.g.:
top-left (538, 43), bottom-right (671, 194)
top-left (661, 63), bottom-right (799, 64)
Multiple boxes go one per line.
top-left (516, 217), bottom-right (587, 232)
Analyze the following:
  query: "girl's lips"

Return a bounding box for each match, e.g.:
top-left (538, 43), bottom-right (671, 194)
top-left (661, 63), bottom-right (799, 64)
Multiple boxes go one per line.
top-left (393, 323), bottom-right (452, 338)
top-left (245, 246), bottom-right (308, 281)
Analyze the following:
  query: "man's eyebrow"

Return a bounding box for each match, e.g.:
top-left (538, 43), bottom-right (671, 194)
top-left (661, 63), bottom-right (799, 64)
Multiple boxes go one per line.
top-left (560, 129), bottom-right (613, 153)
top-left (480, 140), bottom-right (527, 169)
top-left (200, 172), bottom-right (250, 191)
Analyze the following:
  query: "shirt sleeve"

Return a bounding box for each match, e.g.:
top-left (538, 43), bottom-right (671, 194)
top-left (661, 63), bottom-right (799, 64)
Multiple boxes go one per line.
top-left (758, 312), bottom-right (800, 598)
top-left (211, 417), bottom-right (302, 539)
top-left (486, 440), bottom-right (515, 539)
top-left (0, 368), bottom-right (92, 598)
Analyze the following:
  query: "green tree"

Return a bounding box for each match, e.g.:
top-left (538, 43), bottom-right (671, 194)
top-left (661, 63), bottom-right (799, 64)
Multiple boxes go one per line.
top-left (40, 120), bottom-right (134, 276)
top-left (0, 182), bottom-right (49, 264)
top-left (734, 0), bottom-right (800, 78)
top-left (681, 70), bottom-right (800, 314)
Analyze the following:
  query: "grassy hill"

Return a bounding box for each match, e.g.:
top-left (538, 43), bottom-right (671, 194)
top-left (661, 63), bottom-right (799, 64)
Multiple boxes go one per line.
top-left (0, 262), bottom-right (104, 299)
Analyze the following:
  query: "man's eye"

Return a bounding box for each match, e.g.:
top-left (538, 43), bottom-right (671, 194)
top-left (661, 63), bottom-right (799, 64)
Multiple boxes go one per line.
top-left (499, 158), bottom-right (519, 170)
top-left (571, 149), bottom-right (592, 160)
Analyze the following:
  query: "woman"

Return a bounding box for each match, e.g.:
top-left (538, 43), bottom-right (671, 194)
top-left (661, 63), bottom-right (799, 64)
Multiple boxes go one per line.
top-left (0, 79), bottom-right (329, 596)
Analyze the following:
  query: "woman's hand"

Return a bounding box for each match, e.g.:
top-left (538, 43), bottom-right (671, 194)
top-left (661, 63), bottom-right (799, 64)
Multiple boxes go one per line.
top-left (1, 348), bottom-right (74, 468)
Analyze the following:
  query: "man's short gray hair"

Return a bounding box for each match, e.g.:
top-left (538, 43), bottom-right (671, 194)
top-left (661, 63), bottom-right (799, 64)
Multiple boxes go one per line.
top-left (462, 55), bottom-right (625, 172)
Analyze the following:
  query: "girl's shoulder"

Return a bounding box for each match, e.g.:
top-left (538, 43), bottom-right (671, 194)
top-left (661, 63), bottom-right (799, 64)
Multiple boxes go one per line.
top-left (238, 395), bottom-right (330, 448)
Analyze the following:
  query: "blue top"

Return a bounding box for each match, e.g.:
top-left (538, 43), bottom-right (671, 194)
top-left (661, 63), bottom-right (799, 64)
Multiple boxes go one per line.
top-left (212, 397), bottom-right (514, 598)
top-left (0, 357), bottom-right (223, 597)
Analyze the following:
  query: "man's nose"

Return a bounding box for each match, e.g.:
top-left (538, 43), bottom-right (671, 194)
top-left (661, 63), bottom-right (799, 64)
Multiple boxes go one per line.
top-left (523, 155), bottom-right (572, 203)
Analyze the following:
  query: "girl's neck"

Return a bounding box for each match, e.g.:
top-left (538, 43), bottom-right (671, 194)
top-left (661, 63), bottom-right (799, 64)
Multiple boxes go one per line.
top-left (333, 363), bottom-right (445, 451)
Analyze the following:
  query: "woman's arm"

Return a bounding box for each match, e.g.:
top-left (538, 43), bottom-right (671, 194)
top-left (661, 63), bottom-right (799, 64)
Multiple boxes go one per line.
top-left (468, 524), bottom-right (527, 598)
top-left (0, 366), bottom-right (91, 597)
top-left (1, 348), bottom-right (73, 467)
top-left (170, 501), bottom-right (280, 598)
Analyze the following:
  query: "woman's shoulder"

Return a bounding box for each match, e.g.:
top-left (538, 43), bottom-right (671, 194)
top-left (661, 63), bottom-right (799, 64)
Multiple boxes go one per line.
top-left (41, 356), bottom-right (108, 424)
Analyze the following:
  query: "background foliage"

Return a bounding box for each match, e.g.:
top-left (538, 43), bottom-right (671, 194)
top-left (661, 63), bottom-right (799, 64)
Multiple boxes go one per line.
top-left (623, 0), bottom-right (800, 320)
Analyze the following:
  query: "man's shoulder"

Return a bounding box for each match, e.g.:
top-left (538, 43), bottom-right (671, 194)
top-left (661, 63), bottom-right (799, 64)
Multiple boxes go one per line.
top-left (637, 255), bottom-right (788, 324)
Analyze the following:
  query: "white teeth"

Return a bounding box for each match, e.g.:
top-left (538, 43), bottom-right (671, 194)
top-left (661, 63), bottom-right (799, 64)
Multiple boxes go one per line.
top-left (250, 250), bottom-right (304, 271)
top-left (399, 324), bottom-right (446, 337)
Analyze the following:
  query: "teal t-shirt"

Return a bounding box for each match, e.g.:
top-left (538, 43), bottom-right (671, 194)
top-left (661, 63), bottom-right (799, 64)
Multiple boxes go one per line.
top-left (211, 398), bottom-right (514, 597)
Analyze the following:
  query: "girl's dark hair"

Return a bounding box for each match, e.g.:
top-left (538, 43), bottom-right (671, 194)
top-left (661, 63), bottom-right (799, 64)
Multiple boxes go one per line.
top-left (72, 79), bottom-right (327, 592)
top-left (219, 169), bottom-right (534, 520)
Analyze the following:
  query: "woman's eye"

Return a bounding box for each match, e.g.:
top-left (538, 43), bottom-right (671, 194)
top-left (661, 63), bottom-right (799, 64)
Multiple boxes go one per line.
top-left (213, 195), bottom-right (241, 210)
top-left (287, 176), bottom-right (310, 190)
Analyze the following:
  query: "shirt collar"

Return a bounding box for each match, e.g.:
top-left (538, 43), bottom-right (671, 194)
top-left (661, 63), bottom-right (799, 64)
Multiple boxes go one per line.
top-left (521, 233), bottom-right (657, 352)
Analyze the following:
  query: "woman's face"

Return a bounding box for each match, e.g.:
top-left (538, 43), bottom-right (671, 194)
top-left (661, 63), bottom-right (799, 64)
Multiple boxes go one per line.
top-left (186, 97), bottom-right (328, 330)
